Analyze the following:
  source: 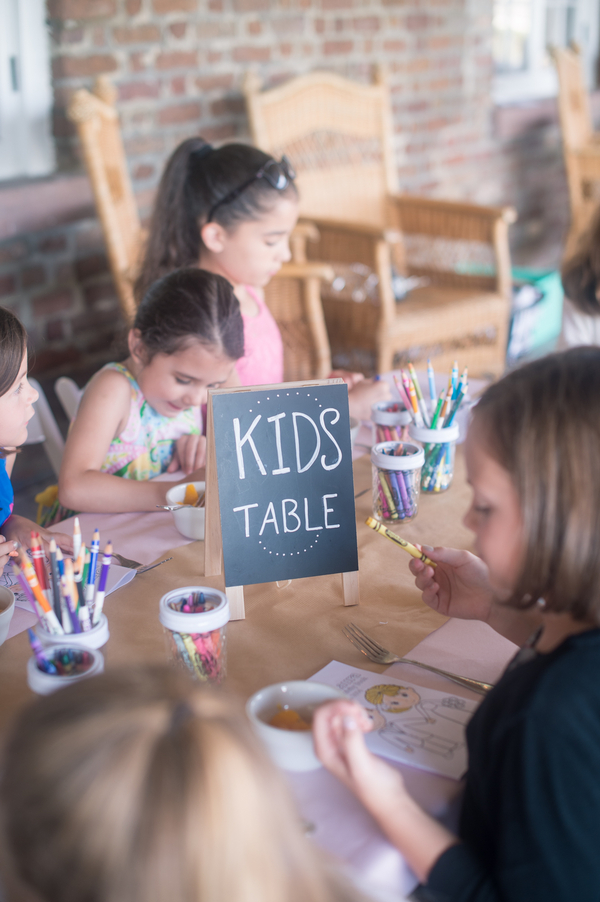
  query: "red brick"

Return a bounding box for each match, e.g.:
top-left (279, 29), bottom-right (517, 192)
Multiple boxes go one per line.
top-left (113, 24), bottom-right (161, 43)
top-left (232, 45), bottom-right (271, 62)
top-left (315, 17), bottom-right (325, 32)
top-left (197, 21), bottom-right (235, 38)
top-left (124, 134), bottom-right (165, 155)
top-left (83, 282), bottom-right (118, 309)
top-left (22, 266), bottom-right (46, 289)
top-left (232, 0), bottom-right (268, 9)
top-left (47, 0), bottom-right (116, 17)
top-left (207, 51), bottom-right (222, 63)
top-left (157, 101), bottom-right (201, 125)
top-left (247, 20), bottom-right (262, 34)
top-left (280, 42), bottom-right (293, 56)
top-left (92, 26), bottom-right (106, 46)
top-left (169, 22), bottom-right (187, 37)
top-left (33, 289), bottom-right (74, 318)
top-left (132, 163), bottom-right (155, 180)
top-left (74, 254), bottom-right (108, 281)
top-left (0, 240), bottom-right (28, 264)
top-left (52, 54), bottom-right (117, 79)
top-left (56, 26), bottom-right (85, 44)
top-left (272, 15), bottom-right (304, 33)
top-left (152, 0), bottom-right (197, 12)
top-left (156, 50), bottom-right (198, 70)
top-left (323, 40), bottom-right (353, 54)
top-left (195, 74), bottom-right (234, 91)
top-left (210, 96), bottom-right (245, 117)
top-left (129, 52), bottom-right (149, 72)
top-left (126, 0), bottom-right (142, 12)
top-left (119, 80), bottom-right (161, 101)
top-left (0, 275), bottom-right (16, 298)
top-left (208, 0), bottom-right (222, 9)
top-left (321, 0), bottom-right (352, 9)
top-left (46, 320), bottom-right (65, 342)
top-left (200, 123), bottom-right (237, 142)
top-left (55, 262), bottom-right (75, 283)
top-left (171, 75), bottom-right (186, 94)
top-left (353, 15), bottom-right (379, 30)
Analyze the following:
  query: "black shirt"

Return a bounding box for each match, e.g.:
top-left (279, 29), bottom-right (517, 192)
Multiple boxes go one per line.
top-left (417, 628), bottom-right (600, 902)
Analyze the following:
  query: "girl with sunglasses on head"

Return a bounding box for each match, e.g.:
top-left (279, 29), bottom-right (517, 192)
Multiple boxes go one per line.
top-left (136, 139), bottom-right (390, 419)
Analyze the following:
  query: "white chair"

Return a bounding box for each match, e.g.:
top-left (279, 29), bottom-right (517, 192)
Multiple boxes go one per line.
top-left (54, 376), bottom-right (83, 421)
top-left (25, 380), bottom-right (65, 478)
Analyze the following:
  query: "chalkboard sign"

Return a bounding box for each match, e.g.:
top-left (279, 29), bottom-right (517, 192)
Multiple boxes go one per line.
top-left (211, 382), bottom-right (358, 588)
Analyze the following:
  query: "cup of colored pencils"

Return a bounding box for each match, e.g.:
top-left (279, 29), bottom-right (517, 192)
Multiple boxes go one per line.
top-left (14, 521), bottom-right (113, 644)
top-left (371, 441), bottom-right (424, 522)
top-left (371, 400), bottom-right (412, 445)
top-left (159, 587), bottom-right (229, 684)
top-left (394, 360), bottom-right (468, 494)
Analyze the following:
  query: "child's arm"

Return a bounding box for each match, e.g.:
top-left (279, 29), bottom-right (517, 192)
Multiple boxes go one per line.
top-left (409, 546), bottom-right (542, 646)
top-left (58, 369), bottom-right (171, 513)
top-left (312, 700), bottom-right (459, 883)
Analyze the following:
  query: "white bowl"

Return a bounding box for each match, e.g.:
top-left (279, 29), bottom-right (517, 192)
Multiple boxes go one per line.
top-left (246, 680), bottom-right (347, 772)
top-left (0, 587), bottom-right (15, 646)
top-left (165, 481), bottom-right (205, 540)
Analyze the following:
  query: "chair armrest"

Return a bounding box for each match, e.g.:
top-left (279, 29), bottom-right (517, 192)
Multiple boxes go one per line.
top-left (275, 262), bottom-right (335, 282)
top-left (388, 193), bottom-right (516, 240)
top-left (299, 216), bottom-right (401, 243)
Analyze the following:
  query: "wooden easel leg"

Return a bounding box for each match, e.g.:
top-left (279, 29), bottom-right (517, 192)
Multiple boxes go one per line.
top-left (341, 571), bottom-right (360, 606)
top-left (226, 585), bottom-right (245, 620)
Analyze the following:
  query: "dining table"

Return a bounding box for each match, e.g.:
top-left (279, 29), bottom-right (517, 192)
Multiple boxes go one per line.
top-left (0, 431), bottom-right (518, 900)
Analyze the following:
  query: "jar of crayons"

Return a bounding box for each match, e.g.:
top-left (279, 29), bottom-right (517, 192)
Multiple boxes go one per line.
top-left (409, 423), bottom-right (460, 493)
top-left (159, 587), bottom-right (229, 685)
top-left (27, 640), bottom-right (104, 695)
top-left (371, 401), bottom-right (412, 444)
top-left (371, 441), bottom-right (424, 523)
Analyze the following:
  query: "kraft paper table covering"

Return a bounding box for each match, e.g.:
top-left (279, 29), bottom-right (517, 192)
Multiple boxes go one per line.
top-left (0, 450), bottom-right (518, 899)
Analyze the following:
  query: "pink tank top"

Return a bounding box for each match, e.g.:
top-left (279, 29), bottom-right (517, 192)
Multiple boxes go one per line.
top-left (235, 286), bottom-right (284, 386)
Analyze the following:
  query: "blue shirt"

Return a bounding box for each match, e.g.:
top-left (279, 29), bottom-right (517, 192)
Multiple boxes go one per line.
top-left (0, 457), bottom-right (14, 528)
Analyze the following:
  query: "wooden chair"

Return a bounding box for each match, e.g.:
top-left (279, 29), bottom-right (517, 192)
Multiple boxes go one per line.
top-left (67, 76), bottom-right (142, 321)
top-left (264, 262), bottom-right (334, 381)
top-left (552, 44), bottom-right (600, 257)
top-left (245, 69), bottom-right (517, 377)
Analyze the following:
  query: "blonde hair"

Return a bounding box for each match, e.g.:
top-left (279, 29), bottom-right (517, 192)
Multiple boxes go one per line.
top-left (0, 667), bottom-right (360, 902)
top-left (365, 684), bottom-right (406, 705)
top-left (474, 347), bottom-right (600, 622)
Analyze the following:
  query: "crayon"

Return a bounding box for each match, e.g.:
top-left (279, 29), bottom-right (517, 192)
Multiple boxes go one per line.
top-left (73, 517), bottom-right (82, 562)
top-left (27, 629), bottom-right (58, 674)
top-left (30, 533), bottom-right (50, 604)
top-left (366, 517), bottom-right (437, 566)
top-left (16, 551), bottom-right (64, 635)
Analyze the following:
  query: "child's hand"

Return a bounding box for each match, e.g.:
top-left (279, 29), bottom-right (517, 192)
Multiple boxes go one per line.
top-left (313, 699), bottom-right (407, 813)
top-left (348, 378), bottom-right (391, 421)
top-left (167, 434), bottom-right (207, 475)
top-left (409, 546), bottom-right (494, 622)
top-left (0, 535), bottom-right (19, 570)
top-left (2, 515), bottom-right (74, 558)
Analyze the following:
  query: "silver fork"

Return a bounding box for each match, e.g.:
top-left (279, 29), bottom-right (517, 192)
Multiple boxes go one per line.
top-left (343, 622), bottom-right (494, 695)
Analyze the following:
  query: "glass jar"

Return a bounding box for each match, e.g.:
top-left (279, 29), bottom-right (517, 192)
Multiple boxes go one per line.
top-left (409, 423), bottom-right (460, 493)
top-left (159, 586), bottom-right (229, 684)
top-left (371, 441), bottom-right (424, 522)
top-left (371, 400), bottom-right (412, 445)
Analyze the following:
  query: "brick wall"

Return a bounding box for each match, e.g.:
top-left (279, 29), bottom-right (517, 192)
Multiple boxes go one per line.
top-left (0, 0), bottom-right (573, 379)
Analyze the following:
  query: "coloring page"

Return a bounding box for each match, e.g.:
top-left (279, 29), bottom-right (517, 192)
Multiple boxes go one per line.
top-left (310, 660), bottom-right (480, 780)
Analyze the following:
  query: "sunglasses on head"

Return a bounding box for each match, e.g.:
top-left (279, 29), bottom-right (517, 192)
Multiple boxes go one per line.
top-left (206, 156), bottom-right (296, 223)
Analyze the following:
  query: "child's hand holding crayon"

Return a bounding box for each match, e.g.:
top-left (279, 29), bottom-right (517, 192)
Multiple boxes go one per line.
top-left (2, 515), bottom-right (73, 559)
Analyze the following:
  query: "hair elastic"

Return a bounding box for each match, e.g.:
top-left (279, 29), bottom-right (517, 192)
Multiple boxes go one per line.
top-left (192, 144), bottom-right (214, 161)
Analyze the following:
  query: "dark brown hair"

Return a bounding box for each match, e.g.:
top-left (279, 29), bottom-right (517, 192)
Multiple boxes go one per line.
top-left (474, 347), bottom-right (600, 621)
top-left (0, 306), bottom-right (27, 397)
top-left (0, 667), bottom-right (361, 902)
top-left (135, 138), bottom-right (298, 300)
top-left (561, 206), bottom-right (600, 315)
top-left (135, 268), bottom-right (244, 362)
